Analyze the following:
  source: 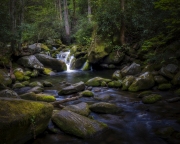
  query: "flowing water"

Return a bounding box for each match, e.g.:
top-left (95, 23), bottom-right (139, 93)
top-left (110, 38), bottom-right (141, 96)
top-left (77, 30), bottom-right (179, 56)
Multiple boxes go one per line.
top-left (26, 69), bottom-right (180, 144)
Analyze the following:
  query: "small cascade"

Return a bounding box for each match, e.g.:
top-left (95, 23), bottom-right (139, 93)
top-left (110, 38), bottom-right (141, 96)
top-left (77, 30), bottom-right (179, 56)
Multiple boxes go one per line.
top-left (57, 51), bottom-right (74, 72)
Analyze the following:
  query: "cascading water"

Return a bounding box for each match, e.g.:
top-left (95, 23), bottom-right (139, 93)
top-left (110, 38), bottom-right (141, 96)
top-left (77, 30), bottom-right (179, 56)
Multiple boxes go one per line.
top-left (57, 51), bottom-right (74, 72)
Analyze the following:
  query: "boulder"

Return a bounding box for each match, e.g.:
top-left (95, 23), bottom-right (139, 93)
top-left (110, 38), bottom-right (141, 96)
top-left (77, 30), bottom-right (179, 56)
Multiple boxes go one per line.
top-left (20, 92), bottom-right (55, 102)
top-left (158, 83), bottom-right (172, 90)
top-left (108, 80), bottom-right (122, 88)
top-left (59, 81), bottom-right (85, 95)
top-left (154, 75), bottom-right (168, 84)
top-left (172, 71), bottom-right (180, 85)
top-left (89, 102), bottom-right (122, 114)
top-left (52, 110), bottom-right (107, 138)
top-left (142, 94), bottom-right (162, 104)
top-left (165, 64), bottom-right (178, 74)
top-left (0, 69), bottom-right (12, 90)
top-left (121, 62), bottom-right (141, 77)
top-left (35, 54), bottom-right (67, 72)
top-left (63, 102), bottom-right (90, 116)
top-left (0, 89), bottom-right (19, 98)
top-left (17, 55), bottom-right (44, 70)
top-left (159, 67), bottom-right (174, 79)
top-left (13, 82), bottom-right (25, 89)
top-left (103, 51), bottom-right (124, 64)
top-left (29, 81), bottom-right (43, 88)
top-left (122, 75), bottom-right (135, 90)
top-left (86, 77), bottom-right (112, 87)
top-left (0, 98), bottom-right (53, 144)
top-left (70, 57), bottom-right (86, 70)
top-left (112, 70), bottom-right (122, 80)
top-left (27, 86), bottom-right (44, 94)
top-left (81, 90), bottom-right (94, 97)
top-left (128, 72), bottom-right (155, 92)
top-left (13, 68), bottom-right (24, 81)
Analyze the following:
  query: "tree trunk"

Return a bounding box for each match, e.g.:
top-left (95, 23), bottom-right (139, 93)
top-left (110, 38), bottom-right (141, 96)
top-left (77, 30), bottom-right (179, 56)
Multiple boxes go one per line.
top-left (57, 0), bottom-right (62, 21)
top-left (63, 0), bottom-right (70, 43)
top-left (120, 0), bottom-right (125, 45)
top-left (72, 0), bottom-right (76, 25)
top-left (88, 0), bottom-right (92, 23)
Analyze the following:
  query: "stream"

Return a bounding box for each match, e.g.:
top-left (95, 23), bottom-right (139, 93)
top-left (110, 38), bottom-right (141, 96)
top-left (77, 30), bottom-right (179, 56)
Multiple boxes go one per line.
top-left (26, 70), bottom-right (180, 144)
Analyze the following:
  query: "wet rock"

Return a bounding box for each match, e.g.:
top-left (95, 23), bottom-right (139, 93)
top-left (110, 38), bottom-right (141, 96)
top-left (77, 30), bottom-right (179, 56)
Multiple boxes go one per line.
top-left (27, 86), bottom-right (44, 94)
top-left (128, 72), bottom-right (155, 92)
top-left (52, 110), bottom-right (107, 138)
top-left (166, 97), bottom-right (180, 103)
top-left (70, 57), bottom-right (86, 70)
top-left (17, 55), bottom-right (44, 70)
top-left (35, 54), bottom-right (67, 72)
top-left (122, 75), bottom-right (135, 90)
top-left (165, 64), bottom-right (178, 74)
top-left (29, 81), bottom-right (43, 88)
top-left (94, 94), bottom-right (111, 101)
top-left (155, 127), bottom-right (175, 138)
top-left (112, 70), bottom-right (122, 80)
top-left (59, 81), bottom-right (85, 95)
top-left (137, 91), bottom-right (153, 98)
top-left (0, 89), bottom-right (19, 98)
top-left (86, 77), bottom-right (112, 87)
top-left (121, 62), bottom-right (141, 77)
top-left (103, 51), bottom-right (124, 64)
top-left (81, 90), bottom-right (94, 97)
top-left (63, 102), bottom-right (90, 116)
top-left (159, 67), bottom-right (174, 79)
top-left (43, 81), bottom-right (53, 87)
top-left (0, 98), bottom-right (53, 144)
top-left (158, 83), bottom-right (172, 90)
top-left (20, 92), bottom-right (56, 102)
top-left (154, 75), bottom-right (168, 84)
top-left (31, 69), bottom-right (39, 77)
top-left (142, 94), bottom-right (162, 104)
top-left (89, 102), bottom-right (122, 114)
top-left (13, 68), bottom-right (24, 81)
top-left (82, 60), bottom-right (91, 71)
top-left (13, 82), bottom-right (25, 89)
top-left (108, 81), bottom-right (122, 88)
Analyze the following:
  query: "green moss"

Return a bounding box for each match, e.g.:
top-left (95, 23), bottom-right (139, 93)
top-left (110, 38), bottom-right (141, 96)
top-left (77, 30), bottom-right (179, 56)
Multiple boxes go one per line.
top-left (13, 83), bottom-right (25, 89)
top-left (43, 68), bottom-right (53, 75)
top-left (128, 85), bottom-right (139, 92)
top-left (142, 94), bottom-right (162, 104)
top-left (41, 44), bottom-right (50, 51)
top-left (22, 81), bottom-right (29, 86)
top-left (14, 71), bottom-right (24, 81)
top-left (86, 80), bottom-right (100, 87)
top-left (29, 81), bottom-right (43, 87)
top-left (24, 71), bottom-right (32, 76)
top-left (82, 60), bottom-right (90, 71)
top-left (24, 76), bottom-right (30, 81)
top-left (158, 83), bottom-right (172, 90)
top-left (31, 70), bottom-right (39, 77)
top-left (81, 90), bottom-right (94, 97)
top-left (101, 81), bottom-right (107, 87)
top-left (137, 91), bottom-right (153, 98)
top-left (108, 81), bottom-right (122, 88)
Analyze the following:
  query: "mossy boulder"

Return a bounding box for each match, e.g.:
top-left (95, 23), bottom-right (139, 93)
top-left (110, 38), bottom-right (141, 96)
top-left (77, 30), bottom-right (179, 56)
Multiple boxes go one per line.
top-left (20, 92), bottom-right (55, 102)
top-left (70, 57), bottom-right (87, 70)
top-left (172, 71), bottom-right (180, 85)
top-left (13, 82), bottom-right (25, 89)
top-left (0, 89), bottom-right (19, 98)
top-left (137, 91), bottom-right (153, 98)
top-left (0, 69), bottom-right (12, 90)
top-left (108, 80), bottom-right (122, 88)
top-left (86, 77), bottom-right (112, 87)
top-left (88, 43), bottom-right (109, 64)
top-left (128, 72), bottom-right (155, 92)
top-left (59, 81), bottom-right (85, 95)
top-left (112, 70), bottom-right (122, 80)
top-left (24, 76), bottom-right (31, 81)
top-left (82, 60), bottom-right (91, 71)
top-left (24, 70), bottom-right (32, 76)
top-left (41, 44), bottom-right (50, 51)
top-left (43, 68), bottom-right (55, 75)
top-left (52, 110), bottom-right (107, 138)
top-left (22, 81), bottom-right (29, 86)
top-left (63, 102), bottom-right (90, 116)
top-left (14, 70), bottom-right (24, 81)
top-left (122, 76), bottom-right (135, 90)
top-left (103, 51), bottom-right (124, 64)
top-left (70, 45), bottom-right (78, 55)
top-left (154, 75), bottom-right (168, 84)
top-left (35, 54), bottom-right (67, 72)
top-left (121, 62), bottom-right (141, 77)
top-left (89, 102), bottom-right (122, 114)
top-left (31, 69), bottom-right (39, 77)
top-left (43, 81), bottom-right (53, 87)
top-left (142, 94), bottom-right (162, 104)
top-left (81, 90), bottom-right (94, 97)
top-left (29, 81), bottom-right (43, 88)
top-left (158, 83), bottom-right (172, 90)
top-left (0, 98), bottom-right (53, 144)
top-left (27, 86), bottom-right (44, 94)
top-left (17, 55), bottom-right (44, 70)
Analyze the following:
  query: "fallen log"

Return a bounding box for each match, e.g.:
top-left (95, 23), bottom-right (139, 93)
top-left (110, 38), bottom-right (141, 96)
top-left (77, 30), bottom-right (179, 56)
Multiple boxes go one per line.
top-left (51, 95), bottom-right (82, 107)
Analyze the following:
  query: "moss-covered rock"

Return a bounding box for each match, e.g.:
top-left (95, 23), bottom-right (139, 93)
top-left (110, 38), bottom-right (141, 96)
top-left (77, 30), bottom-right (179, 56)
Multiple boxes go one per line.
top-left (0, 89), bottom-right (19, 98)
top-left (14, 70), bottom-right (24, 81)
top-left (24, 76), bottom-right (31, 81)
top-left (137, 91), bottom-right (153, 98)
top-left (31, 69), bottom-right (39, 77)
top-left (35, 54), bottom-right (67, 72)
top-left (122, 76), bottom-right (135, 90)
top-left (59, 81), bottom-right (85, 95)
top-left (43, 81), bottom-right (53, 87)
top-left (43, 68), bottom-right (54, 75)
top-left (154, 75), bottom-right (168, 84)
top-left (0, 69), bottom-right (12, 90)
top-left (112, 70), bottom-right (122, 80)
top-left (158, 83), bottom-right (172, 90)
top-left (82, 60), bottom-right (91, 71)
top-left (24, 70), bottom-right (32, 76)
top-left (128, 72), bottom-right (155, 92)
top-left (29, 81), bottom-right (43, 88)
top-left (142, 94), bottom-right (162, 104)
top-left (108, 80), bottom-right (122, 88)
top-left (63, 102), bottom-right (90, 116)
top-left (13, 82), bottom-right (25, 89)
top-left (52, 110), bottom-right (107, 138)
top-left (41, 43), bottom-right (50, 51)
top-left (89, 102), bottom-right (122, 114)
top-left (27, 86), bottom-right (44, 94)
top-left (22, 81), bottom-right (29, 86)
top-left (0, 98), bottom-right (53, 144)
top-left (101, 81), bottom-right (107, 87)
top-left (159, 67), bottom-right (174, 79)
top-left (70, 57), bottom-right (87, 70)
top-left (86, 77), bottom-right (112, 87)
top-left (20, 92), bottom-right (55, 102)
top-left (81, 90), bottom-right (94, 97)
top-left (103, 51), bottom-right (124, 64)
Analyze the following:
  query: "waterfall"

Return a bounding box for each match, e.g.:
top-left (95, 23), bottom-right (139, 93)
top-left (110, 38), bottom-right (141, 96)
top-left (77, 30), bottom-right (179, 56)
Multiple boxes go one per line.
top-left (57, 51), bottom-right (74, 72)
